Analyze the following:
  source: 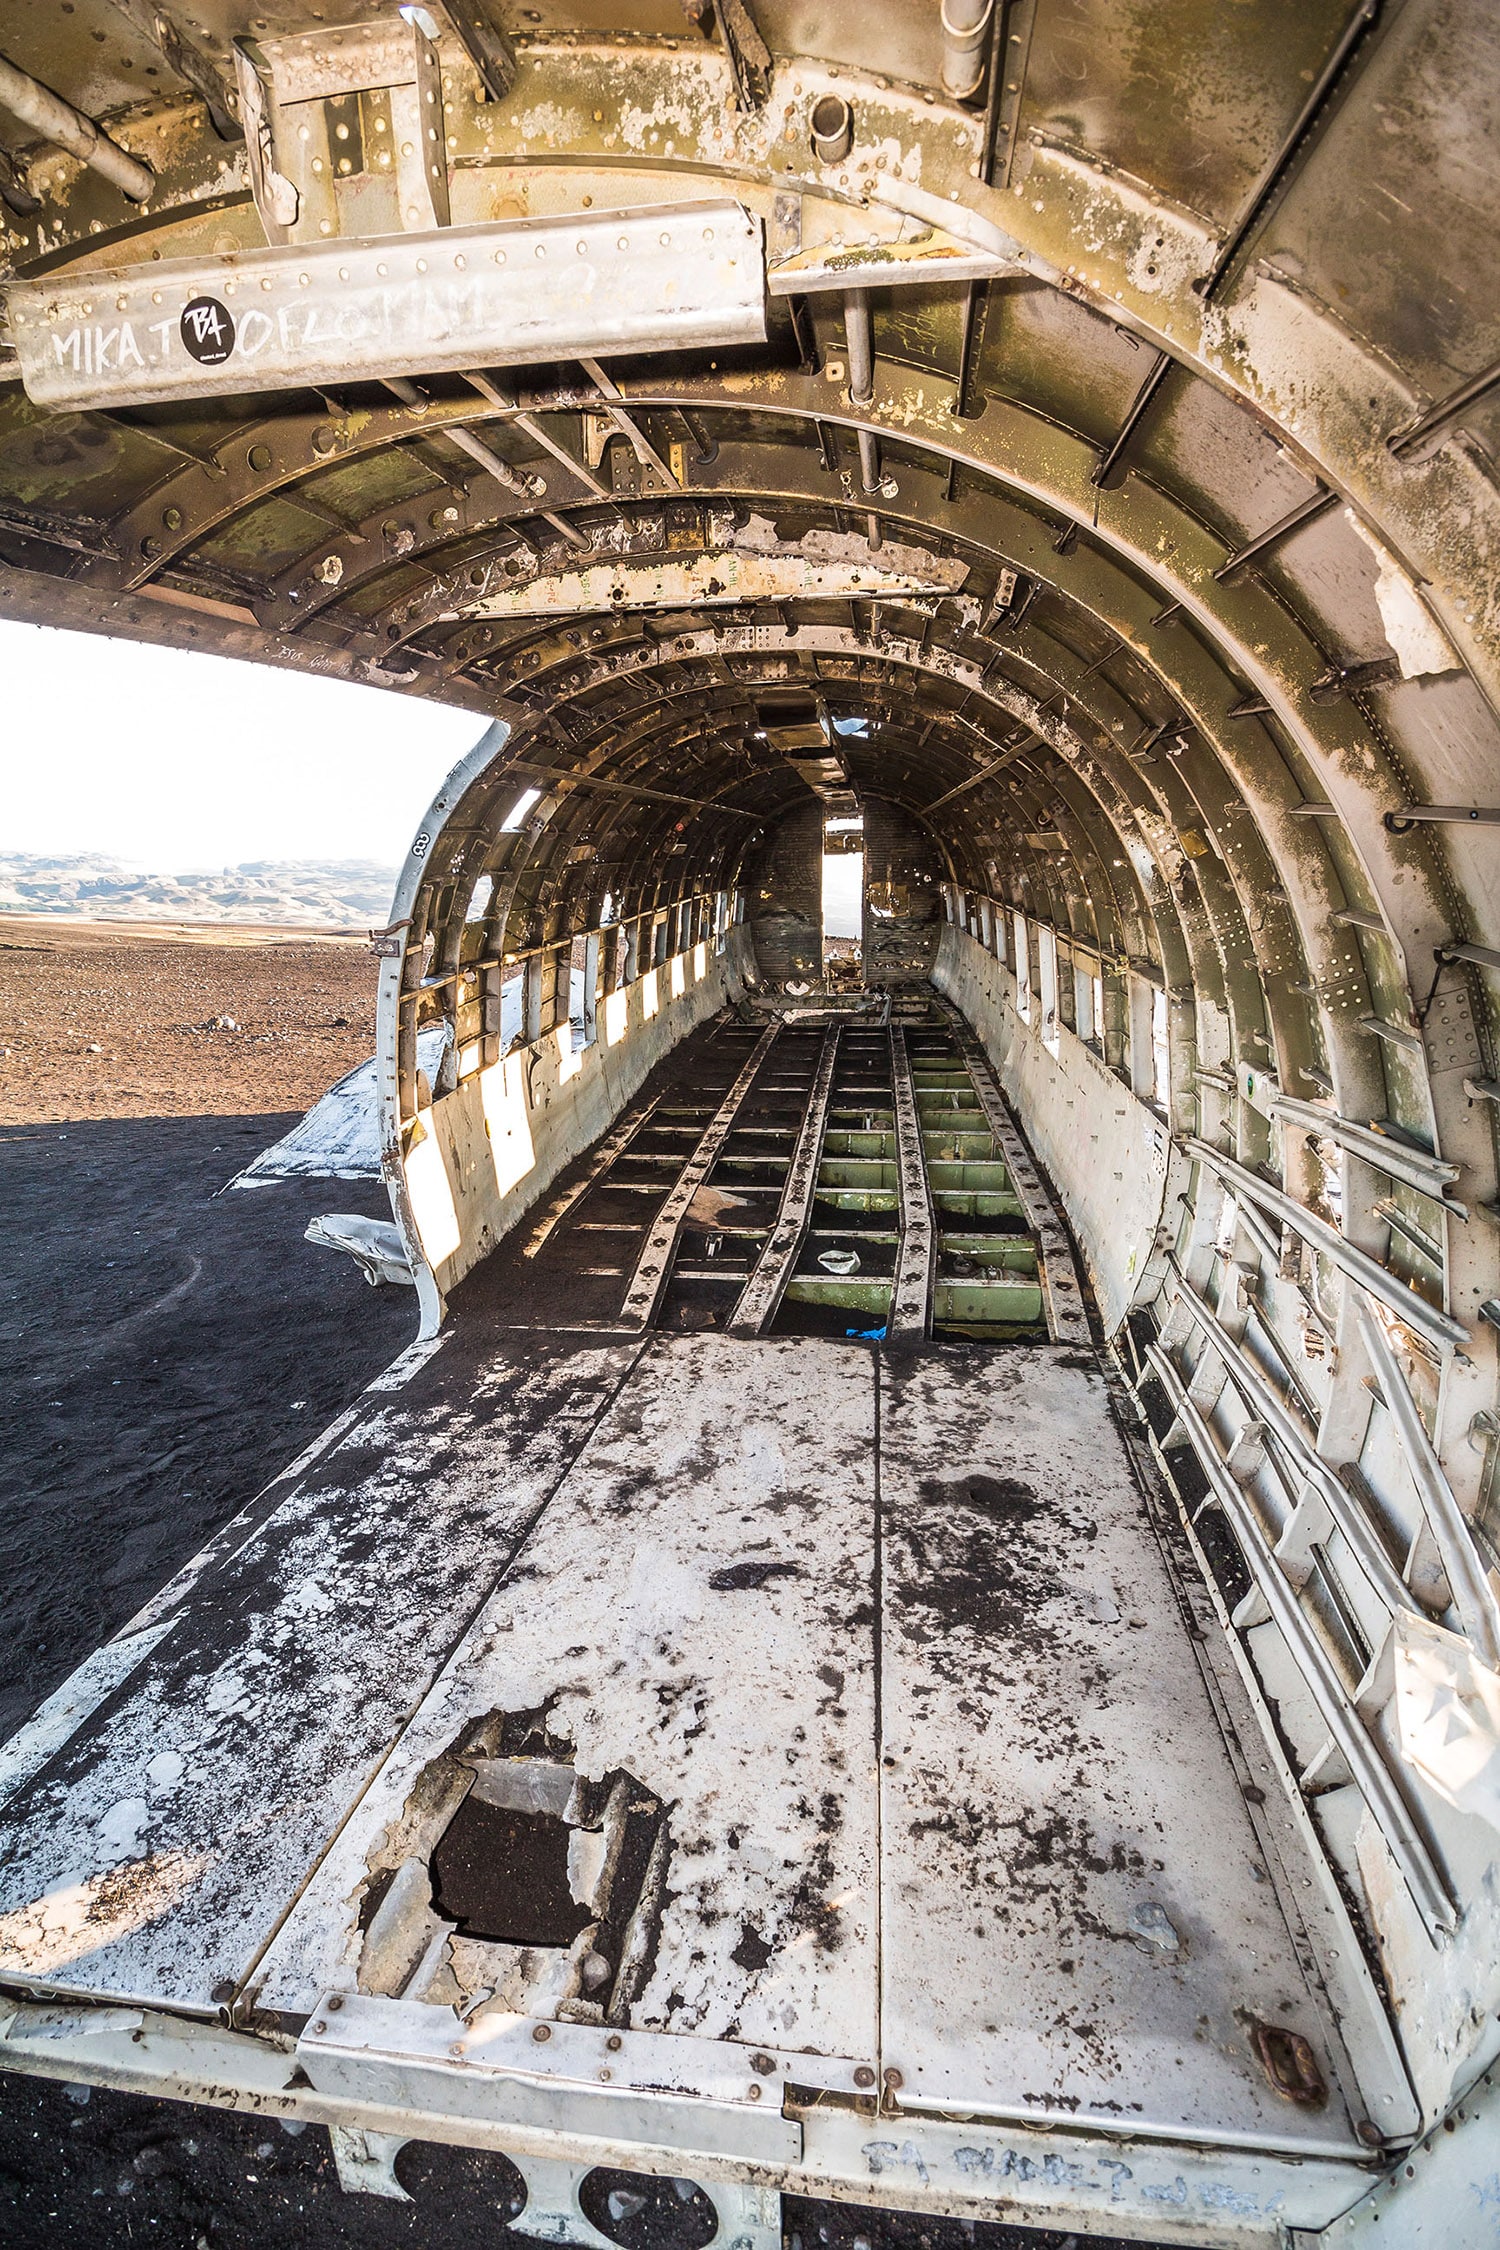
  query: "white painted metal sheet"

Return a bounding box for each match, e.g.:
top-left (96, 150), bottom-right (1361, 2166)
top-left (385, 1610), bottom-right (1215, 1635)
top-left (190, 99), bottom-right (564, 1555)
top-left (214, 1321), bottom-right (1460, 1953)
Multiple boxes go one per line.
top-left (877, 1344), bottom-right (1369, 2157)
top-left (230, 1026), bottom-right (448, 1186)
top-left (6, 203), bottom-right (766, 410)
top-left (254, 1334), bottom-right (880, 2080)
top-left (297, 1996), bottom-right (803, 2162)
top-left (0, 1336), bottom-right (645, 2009)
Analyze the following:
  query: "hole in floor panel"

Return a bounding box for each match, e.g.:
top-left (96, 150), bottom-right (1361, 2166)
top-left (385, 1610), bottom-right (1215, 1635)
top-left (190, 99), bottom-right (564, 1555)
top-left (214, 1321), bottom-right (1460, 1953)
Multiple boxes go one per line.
top-left (430, 1797), bottom-right (594, 1948)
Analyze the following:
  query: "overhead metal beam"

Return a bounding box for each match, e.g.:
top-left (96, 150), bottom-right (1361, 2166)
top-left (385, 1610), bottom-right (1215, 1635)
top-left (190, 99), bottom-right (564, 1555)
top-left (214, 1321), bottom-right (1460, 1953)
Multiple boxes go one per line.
top-left (1213, 490), bottom-right (1337, 580)
top-left (922, 736), bottom-right (1037, 812)
top-left (507, 758), bottom-right (764, 821)
top-left (1091, 351), bottom-right (1174, 488)
top-left (435, 0), bottom-right (518, 102)
top-left (106, 1), bottom-right (240, 139)
top-left (579, 358), bottom-right (683, 491)
top-left (7, 204), bottom-right (767, 410)
top-left (464, 371), bottom-right (613, 501)
top-left (1387, 353), bottom-right (1500, 465)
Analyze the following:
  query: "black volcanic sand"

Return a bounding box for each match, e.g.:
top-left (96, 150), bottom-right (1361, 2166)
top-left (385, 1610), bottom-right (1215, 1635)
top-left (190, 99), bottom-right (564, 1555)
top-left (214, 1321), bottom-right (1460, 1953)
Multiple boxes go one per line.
top-left (0, 1113), bottom-right (412, 1737)
top-left (0, 988), bottom-right (1181, 2250)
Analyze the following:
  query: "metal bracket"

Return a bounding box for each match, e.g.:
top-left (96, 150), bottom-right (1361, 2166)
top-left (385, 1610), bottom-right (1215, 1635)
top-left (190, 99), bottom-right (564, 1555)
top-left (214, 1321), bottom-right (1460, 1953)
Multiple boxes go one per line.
top-left (234, 17), bottom-right (451, 242)
top-left (509, 2155), bottom-right (619, 2250)
top-left (1290, 2064), bottom-right (1500, 2244)
top-left (506, 2157), bottom-right (781, 2250)
top-left (328, 2125), bottom-right (412, 2199)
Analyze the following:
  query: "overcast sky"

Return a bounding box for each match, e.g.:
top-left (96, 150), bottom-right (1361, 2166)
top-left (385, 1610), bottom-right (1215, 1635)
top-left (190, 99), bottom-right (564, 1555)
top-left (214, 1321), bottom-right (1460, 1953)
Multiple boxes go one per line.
top-left (1, 620), bottom-right (481, 870)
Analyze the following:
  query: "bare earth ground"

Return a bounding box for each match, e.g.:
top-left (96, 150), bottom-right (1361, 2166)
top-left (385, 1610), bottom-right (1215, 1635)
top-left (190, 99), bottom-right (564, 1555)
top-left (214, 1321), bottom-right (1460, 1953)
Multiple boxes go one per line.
top-left (0, 915), bottom-right (382, 1124)
top-left (0, 920), bottom-right (1153, 2250)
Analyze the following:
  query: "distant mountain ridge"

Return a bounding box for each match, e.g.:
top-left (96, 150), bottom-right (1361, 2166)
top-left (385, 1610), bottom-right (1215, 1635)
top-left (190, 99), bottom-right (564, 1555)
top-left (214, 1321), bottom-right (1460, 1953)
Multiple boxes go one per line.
top-left (0, 853), bottom-right (399, 929)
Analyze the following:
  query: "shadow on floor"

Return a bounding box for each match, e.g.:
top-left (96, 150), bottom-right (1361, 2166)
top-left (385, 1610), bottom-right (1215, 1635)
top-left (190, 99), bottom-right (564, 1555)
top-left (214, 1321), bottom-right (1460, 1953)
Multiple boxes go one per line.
top-left (0, 1114), bottom-right (411, 1739)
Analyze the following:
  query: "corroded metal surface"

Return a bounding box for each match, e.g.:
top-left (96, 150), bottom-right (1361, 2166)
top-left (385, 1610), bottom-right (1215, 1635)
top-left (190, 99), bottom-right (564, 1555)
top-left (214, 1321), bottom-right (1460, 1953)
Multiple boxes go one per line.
top-left (0, 4), bottom-right (1498, 2227)
top-left (618, 1020), bottom-right (780, 1326)
top-left (253, 1333), bottom-right (880, 2066)
top-left (939, 1002), bottom-right (1090, 1347)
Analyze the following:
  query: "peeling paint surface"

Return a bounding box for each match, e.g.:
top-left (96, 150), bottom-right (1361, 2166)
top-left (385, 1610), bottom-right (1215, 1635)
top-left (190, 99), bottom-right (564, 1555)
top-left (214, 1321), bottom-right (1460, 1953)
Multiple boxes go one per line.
top-left (255, 1334), bottom-right (880, 2065)
top-left (0, 1336), bottom-right (646, 2007)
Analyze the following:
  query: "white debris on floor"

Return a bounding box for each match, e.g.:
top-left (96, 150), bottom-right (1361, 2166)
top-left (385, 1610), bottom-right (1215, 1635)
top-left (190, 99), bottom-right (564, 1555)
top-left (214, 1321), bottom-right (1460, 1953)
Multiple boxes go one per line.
top-left (230, 1025), bottom-right (448, 1185)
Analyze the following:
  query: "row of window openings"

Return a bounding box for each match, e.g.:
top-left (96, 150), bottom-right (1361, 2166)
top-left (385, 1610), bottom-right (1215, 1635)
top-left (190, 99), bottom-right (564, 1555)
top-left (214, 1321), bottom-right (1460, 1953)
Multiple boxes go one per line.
top-left (948, 890), bottom-right (1170, 1114)
top-left (450, 890), bottom-right (737, 1064)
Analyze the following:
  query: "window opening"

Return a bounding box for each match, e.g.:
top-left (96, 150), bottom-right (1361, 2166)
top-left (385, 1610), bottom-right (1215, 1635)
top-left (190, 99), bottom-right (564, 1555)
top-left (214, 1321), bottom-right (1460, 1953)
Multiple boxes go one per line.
top-left (570, 933), bottom-right (599, 1050)
top-left (499, 965), bottom-right (524, 1053)
top-left (1073, 963), bottom-right (1094, 1046)
top-left (1038, 925), bottom-right (1060, 1057)
top-left (1214, 1191), bottom-right (1240, 1256)
top-left (822, 814), bottom-right (864, 989)
top-left (501, 785), bottom-right (542, 832)
top-left (1013, 912), bottom-right (1031, 1021)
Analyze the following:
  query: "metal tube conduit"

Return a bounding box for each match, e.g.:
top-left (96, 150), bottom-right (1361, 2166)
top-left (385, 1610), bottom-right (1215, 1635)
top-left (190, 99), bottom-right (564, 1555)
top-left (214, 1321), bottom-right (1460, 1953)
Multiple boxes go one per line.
top-left (1145, 1342), bottom-right (1457, 1940)
top-left (0, 52), bottom-right (154, 202)
top-left (940, 0), bottom-right (994, 100)
top-left (1187, 1139), bottom-right (1469, 1350)
top-left (1269, 1093), bottom-right (1466, 1213)
top-left (843, 291), bottom-right (874, 406)
top-left (1355, 1301), bottom-right (1500, 1670)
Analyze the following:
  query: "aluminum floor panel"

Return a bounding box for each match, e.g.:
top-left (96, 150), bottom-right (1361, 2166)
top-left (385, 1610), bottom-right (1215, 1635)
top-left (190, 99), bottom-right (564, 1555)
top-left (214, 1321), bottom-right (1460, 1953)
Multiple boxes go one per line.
top-left (877, 1343), bottom-right (1367, 2157)
top-left (0, 1335), bottom-right (646, 2010)
top-left (254, 1334), bottom-right (880, 2070)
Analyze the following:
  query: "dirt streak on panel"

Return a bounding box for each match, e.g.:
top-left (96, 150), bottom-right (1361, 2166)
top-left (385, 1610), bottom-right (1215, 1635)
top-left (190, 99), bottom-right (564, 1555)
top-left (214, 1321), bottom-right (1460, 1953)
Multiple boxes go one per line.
top-left (0, 1334), bottom-right (645, 2011)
